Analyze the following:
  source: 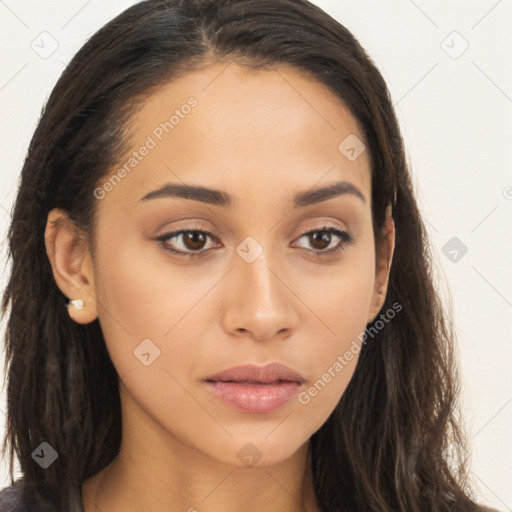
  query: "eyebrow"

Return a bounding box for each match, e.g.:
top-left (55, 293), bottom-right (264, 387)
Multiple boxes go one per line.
top-left (139, 180), bottom-right (366, 208)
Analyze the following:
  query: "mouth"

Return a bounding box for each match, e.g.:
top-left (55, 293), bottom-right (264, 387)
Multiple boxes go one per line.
top-left (204, 362), bottom-right (306, 385)
top-left (203, 363), bottom-right (305, 413)
top-left (206, 379), bottom-right (297, 384)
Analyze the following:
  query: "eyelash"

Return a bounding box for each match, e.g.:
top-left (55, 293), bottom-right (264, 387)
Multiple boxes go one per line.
top-left (156, 225), bottom-right (354, 259)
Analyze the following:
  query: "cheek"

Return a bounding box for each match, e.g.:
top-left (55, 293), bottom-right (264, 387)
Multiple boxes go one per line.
top-left (294, 246), bottom-right (376, 411)
top-left (93, 223), bottom-right (207, 332)
top-left (91, 233), bottom-right (213, 442)
top-left (303, 238), bottom-right (375, 336)
top-left (91, 227), bottom-right (193, 374)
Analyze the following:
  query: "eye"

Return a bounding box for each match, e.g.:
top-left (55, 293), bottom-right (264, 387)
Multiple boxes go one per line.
top-left (292, 226), bottom-right (353, 256)
top-left (156, 225), bottom-right (353, 259)
top-left (157, 228), bottom-right (220, 258)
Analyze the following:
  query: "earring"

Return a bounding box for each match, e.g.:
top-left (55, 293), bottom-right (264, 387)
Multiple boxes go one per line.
top-left (67, 299), bottom-right (85, 310)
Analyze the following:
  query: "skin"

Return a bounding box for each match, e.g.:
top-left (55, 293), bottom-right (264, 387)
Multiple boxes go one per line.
top-left (44, 62), bottom-right (395, 512)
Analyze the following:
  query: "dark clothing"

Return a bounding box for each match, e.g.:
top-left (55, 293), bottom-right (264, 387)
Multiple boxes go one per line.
top-left (0, 479), bottom-right (28, 512)
top-left (0, 478), bottom-right (83, 512)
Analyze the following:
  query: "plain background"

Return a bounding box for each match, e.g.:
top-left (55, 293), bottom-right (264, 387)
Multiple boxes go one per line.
top-left (0, 1), bottom-right (510, 510)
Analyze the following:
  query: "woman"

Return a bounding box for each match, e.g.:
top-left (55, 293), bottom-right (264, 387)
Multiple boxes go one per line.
top-left (0, 0), bottom-right (500, 511)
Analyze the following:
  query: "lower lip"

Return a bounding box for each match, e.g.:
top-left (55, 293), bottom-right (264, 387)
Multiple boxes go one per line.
top-left (204, 380), bottom-right (302, 413)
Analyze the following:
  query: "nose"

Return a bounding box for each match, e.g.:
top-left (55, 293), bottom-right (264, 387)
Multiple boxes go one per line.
top-left (221, 248), bottom-right (299, 341)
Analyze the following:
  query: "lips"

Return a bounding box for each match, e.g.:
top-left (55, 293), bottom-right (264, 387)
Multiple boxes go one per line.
top-left (203, 362), bottom-right (306, 413)
top-left (204, 362), bottom-right (306, 385)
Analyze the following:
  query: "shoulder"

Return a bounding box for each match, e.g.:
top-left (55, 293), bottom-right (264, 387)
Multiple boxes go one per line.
top-left (0, 479), bottom-right (60, 512)
top-left (0, 479), bottom-right (26, 512)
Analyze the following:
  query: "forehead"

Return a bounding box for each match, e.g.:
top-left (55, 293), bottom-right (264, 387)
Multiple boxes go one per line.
top-left (99, 62), bottom-right (371, 211)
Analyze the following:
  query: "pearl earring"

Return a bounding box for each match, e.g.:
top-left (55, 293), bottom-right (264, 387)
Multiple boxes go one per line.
top-left (67, 299), bottom-right (85, 310)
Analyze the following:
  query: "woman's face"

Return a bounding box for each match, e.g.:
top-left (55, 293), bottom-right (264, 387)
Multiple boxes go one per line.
top-left (51, 62), bottom-right (394, 468)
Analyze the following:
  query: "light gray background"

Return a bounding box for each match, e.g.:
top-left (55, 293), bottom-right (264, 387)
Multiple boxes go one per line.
top-left (0, 1), bottom-right (511, 510)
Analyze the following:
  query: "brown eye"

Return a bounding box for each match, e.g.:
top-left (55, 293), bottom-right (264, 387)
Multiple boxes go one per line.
top-left (308, 230), bottom-right (332, 250)
top-left (157, 229), bottom-right (218, 257)
top-left (182, 231), bottom-right (208, 251)
top-left (294, 227), bottom-right (353, 256)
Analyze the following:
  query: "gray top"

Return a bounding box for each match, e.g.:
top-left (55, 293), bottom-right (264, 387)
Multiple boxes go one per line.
top-left (0, 479), bottom-right (29, 512)
top-left (0, 478), bottom-right (80, 512)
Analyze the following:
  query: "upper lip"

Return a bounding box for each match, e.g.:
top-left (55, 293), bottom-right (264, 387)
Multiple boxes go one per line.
top-left (205, 362), bottom-right (305, 384)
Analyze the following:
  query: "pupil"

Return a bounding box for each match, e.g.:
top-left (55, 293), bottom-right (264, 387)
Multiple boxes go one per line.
top-left (310, 231), bottom-right (330, 250)
top-left (185, 232), bottom-right (206, 250)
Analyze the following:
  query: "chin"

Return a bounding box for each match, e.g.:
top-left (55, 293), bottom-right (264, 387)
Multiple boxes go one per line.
top-left (212, 432), bottom-right (310, 469)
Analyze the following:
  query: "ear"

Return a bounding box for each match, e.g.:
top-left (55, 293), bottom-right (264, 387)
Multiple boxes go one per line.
top-left (44, 208), bottom-right (98, 324)
top-left (367, 204), bottom-right (395, 323)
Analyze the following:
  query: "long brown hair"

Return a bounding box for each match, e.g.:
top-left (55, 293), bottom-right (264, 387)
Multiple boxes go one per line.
top-left (1, 1), bottom-right (484, 510)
